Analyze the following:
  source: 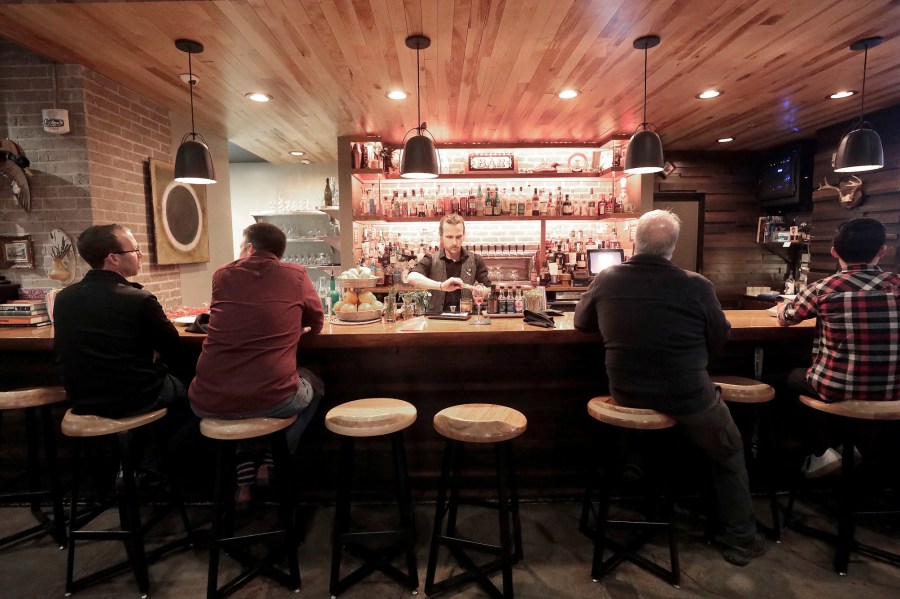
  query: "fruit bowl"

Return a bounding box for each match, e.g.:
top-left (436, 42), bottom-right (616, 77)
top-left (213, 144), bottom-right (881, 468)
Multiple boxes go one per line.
top-left (336, 308), bottom-right (382, 322)
top-left (338, 277), bottom-right (378, 289)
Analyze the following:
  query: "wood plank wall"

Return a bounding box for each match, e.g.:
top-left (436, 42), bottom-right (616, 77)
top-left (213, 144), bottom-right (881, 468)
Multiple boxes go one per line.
top-left (809, 104), bottom-right (899, 280)
top-left (653, 151), bottom-right (791, 300)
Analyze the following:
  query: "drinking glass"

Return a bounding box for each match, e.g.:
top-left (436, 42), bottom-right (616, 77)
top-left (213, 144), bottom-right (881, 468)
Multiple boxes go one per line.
top-left (472, 284), bottom-right (490, 325)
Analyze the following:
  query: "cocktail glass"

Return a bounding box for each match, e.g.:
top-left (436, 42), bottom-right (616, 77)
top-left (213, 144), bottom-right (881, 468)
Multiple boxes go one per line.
top-left (472, 284), bottom-right (490, 325)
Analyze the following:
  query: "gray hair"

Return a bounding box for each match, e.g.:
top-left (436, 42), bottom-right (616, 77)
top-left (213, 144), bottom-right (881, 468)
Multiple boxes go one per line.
top-left (634, 209), bottom-right (681, 259)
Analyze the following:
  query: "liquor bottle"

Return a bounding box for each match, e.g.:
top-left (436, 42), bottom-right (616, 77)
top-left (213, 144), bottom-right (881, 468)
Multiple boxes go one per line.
top-left (517, 187), bottom-right (526, 216)
top-left (500, 188), bottom-right (509, 215)
top-left (360, 144), bottom-right (369, 169)
top-left (488, 286), bottom-right (500, 315)
top-left (459, 188), bottom-right (469, 216)
top-left (468, 188), bottom-right (477, 216)
top-left (531, 188), bottom-right (540, 216)
top-left (514, 287), bottom-right (524, 314)
top-left (562, 193), bottom-right (573, 215)
top-left (351, 143), bottom-right (362, 169)
top-left (324, 177), bottom-right (333, 206)
top-left (587, 188), bottom-right (596, 216)
top-left (476, 184), bottom-right (484, 216)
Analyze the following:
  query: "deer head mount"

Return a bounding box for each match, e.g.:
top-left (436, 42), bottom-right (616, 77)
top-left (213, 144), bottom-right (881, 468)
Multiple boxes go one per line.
top-left (818, 175), bottom-right (864, 209)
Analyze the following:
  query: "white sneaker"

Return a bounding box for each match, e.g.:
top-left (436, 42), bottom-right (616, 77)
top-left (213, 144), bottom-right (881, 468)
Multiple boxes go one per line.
top-left (801, 448), bottom-right (842, 479)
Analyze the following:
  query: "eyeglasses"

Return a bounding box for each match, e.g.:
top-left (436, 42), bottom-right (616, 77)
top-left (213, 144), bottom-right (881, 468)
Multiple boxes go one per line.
top-left (111, 246), bottom-right (141, 255)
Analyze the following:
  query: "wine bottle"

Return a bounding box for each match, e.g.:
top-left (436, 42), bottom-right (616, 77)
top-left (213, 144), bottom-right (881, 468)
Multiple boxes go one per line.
top-left (324, 177), bottom-right (333, 206)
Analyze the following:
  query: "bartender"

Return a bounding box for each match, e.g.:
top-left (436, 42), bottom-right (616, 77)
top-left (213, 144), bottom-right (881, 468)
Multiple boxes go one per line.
top-left (408, 214), bottom-right (490, 313)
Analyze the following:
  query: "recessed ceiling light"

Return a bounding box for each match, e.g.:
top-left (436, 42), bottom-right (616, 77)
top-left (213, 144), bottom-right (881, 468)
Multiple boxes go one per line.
top-left (717, 137), bottom-right (735, 143)
top-left (299, 159), bottom-right (311, 165)
top-left (289, 150), bottom-right (305, 156)
top-left (244, 92), bottom-right (273, 102)
top-left (829, 90), bottom-right (856, 99)
top-left (558, 89), bottom-right (578, 99)
top-left (696, 89), bottom-right (722, 99)
top-left (386, 90), bottom-right (408, 100)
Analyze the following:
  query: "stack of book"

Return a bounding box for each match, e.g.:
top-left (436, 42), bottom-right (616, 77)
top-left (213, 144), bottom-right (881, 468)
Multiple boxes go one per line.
top-left (0, 300), bottom-right (50, 327)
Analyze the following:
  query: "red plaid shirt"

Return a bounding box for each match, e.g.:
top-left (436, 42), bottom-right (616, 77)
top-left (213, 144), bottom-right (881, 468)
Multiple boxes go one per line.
top-left (779, 264), bottom-right (900, 401)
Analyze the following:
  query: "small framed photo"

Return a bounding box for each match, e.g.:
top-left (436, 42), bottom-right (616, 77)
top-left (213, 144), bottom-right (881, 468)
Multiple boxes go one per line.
top-left (660, 160), bottom-right (677, 178)
top-left (0, 235), bottom-right (35, 269)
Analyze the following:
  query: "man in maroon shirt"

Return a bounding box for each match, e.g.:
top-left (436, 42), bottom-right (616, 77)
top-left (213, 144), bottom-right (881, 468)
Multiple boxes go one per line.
top-left (189, 223), bottom-right (324, 499)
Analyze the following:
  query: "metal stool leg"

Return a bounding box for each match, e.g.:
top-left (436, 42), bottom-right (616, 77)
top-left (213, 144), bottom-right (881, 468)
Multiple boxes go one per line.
top-left (835, 426), bottom-right (856, 575)
top-left (506, 442), bottom-right (523, 563)
top-left (391, 431), bottom-right (419, 591)
top-left (118, 430), bottom-right (150, 596)
top-left (40, 405), bottom-right (67, 547)
top-left (425, 438), bottom-right (454, 594)
top-left (207, 440), bottom-right (233, 599)
top-left (495, 442), bottom-right (514, 599)
top-left (446, 440), bottom-right (464, 538)
top-left (271, 430), bottom-right (301, 591)
top-left (330, 436), bottom-right (354, 596)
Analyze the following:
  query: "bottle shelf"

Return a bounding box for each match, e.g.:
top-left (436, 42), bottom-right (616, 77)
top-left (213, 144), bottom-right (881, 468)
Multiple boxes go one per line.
top-left (251, 210), bottom-right (329, 217)
top-left (352, 213), bottom-right (638, 223)
top-left (352, 167), bottom-right (624, 182)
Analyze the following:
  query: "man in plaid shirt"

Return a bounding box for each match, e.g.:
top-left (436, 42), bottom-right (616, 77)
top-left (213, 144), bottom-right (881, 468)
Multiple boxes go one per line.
top-left (776, 218), bottom-right (899, 477)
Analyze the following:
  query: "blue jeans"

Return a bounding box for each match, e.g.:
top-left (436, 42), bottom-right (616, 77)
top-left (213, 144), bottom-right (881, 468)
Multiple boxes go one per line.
top-left (191, 370), bottom-right (323, 454)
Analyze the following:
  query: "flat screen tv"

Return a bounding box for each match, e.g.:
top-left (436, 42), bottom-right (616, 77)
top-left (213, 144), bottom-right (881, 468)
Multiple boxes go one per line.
top-left (587, 248), bottom-right (625, 276)
top-left (758, 141), bottom-right (814, 212)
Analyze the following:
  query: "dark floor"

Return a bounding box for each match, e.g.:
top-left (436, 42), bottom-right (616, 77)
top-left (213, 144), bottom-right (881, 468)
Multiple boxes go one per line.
top-left (2, 494), bottom-right (900, 599)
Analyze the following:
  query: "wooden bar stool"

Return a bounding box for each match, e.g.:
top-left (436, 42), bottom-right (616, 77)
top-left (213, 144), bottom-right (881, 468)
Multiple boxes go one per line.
top-left (0, 386), bottom-right (67, 549)
top-left (200, 415), bottom-right (301, 599)
top-left (62, 407), bottom-right (193, 598)
top-left (712, 376), bottom-right (781, 540)
top-left (583, 396), bottom-right (680, 587)
top-left (425, 403), bottom-right (527, 599)
top-left (324, 398), bottom-right (418, 598)
top-left (785, 395), bottom-right (900, 575)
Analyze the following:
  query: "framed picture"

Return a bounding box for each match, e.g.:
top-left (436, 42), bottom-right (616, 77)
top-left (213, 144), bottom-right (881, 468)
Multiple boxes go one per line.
top-left (660, 161), bottom-right (677, 178)
top-left (149, 159), bottom-right (210, 265)
top-left (0, 235), bottom-right (34, 269)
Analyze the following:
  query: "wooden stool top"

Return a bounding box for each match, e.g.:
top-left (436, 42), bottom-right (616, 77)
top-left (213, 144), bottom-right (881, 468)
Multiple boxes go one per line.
top-left (587, 396), bottom-right (676, 430)
top-left (799, 395), bottom-right (900, 421)
top-left (325, 398), bottom-right (416, 437)
top-left (713, 376), bottom-right (775, 404)
top-left (433, 403), bottom-right (527, 444)
top-left (61, 407), bottom-right (167, 437)
top-left (200, 415), bottom-right (298, 441)
top-left (0, 386), bottom-right (67, 410)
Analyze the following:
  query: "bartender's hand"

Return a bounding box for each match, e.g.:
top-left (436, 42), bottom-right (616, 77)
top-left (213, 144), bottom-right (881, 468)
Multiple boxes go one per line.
top-left (440, 277), bottom-right (465, 292)
top-left (300, 326), bottom-right (312, 336)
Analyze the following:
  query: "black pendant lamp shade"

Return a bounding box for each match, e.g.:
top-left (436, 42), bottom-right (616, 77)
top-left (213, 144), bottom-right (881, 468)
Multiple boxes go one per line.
top-left (174, 39), bottom-right (216, 184)
top-left (834, 36), bottom-right (884, 173)
top-left (400, 35), bottom-right (440, 179)
top-left (624, 35), bottom-right (664, 175)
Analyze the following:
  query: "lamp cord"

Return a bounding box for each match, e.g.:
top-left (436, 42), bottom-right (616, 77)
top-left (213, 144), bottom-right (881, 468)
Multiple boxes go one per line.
top-left (642, 45), bottom-right (648, 127)
top-left (416, 44), bottom-right (423, 134)
top-left (858, 46), bottom-right (868, 122)
top-left (188, 51), bottom-right (197, 138)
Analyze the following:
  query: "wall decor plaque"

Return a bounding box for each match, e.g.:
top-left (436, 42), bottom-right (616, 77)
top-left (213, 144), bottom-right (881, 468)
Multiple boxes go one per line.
top-left (149, 159), bottom-right (210, 265)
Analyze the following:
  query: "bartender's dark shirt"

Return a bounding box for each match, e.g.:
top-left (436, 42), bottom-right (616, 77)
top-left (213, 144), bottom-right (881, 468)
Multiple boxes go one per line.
top-left (54, 269), bottom-right (180, 418)
top-left (574, 254), bottom-right (731, 415)
top-left (411, 248), bottom-right (490, 311)
top-left (189, 252), bottom-right (324, 416)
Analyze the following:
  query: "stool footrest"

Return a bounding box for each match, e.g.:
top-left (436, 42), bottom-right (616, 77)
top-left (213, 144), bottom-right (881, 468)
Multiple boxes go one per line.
top-left (332, 541), bottom-right (416, 595)
top-left (339, 529), bottom-right (407, 544)
top-left (786, 520), bottom-right (900, 568)
top-left (427, 551), bottom-right (506, 599)
top-left (438, 534), bottom-right (503, 556)
top-left (595, 532), bottom-right (679, 585)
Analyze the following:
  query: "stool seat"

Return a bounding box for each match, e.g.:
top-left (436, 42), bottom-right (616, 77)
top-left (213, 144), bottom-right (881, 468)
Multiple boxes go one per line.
top-left (200, 414), bottom-right (297, 440)
top-left (799, 395), bottom-right (900, 421)
top-left (61, 407), bottom-right (167, 437)
top-left (713, 376), bottom-right (775, 403)
top-left (0, 386), bottom-right (67, 410)
top-left (433, 403), bottom-right (527, 443)
top-left (325, 398), bottom-right (416, 437)
top-left (587, 396), bottom-right (676, 430)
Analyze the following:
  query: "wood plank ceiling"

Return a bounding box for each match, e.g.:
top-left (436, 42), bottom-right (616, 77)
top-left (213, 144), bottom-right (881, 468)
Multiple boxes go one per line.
top-left (1, 0), bottom-right (899, 165)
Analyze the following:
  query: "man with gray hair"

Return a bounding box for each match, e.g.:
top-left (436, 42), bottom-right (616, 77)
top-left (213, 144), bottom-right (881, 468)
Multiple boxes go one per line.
top-left (575, 209), bottom-right (766, 566)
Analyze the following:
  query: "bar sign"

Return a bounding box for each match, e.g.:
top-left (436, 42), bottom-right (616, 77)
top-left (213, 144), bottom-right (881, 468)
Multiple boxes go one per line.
top-left (468, 153), bottom-right (515, 172)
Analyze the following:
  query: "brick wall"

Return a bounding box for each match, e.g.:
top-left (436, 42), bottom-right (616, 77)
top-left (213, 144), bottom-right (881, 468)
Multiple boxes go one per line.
top-left (0, 40), bottom-right (182, 305)
top-left (0, 40), bottom-right (92, 288)
top-left (81, 68), bottom-right (181, 305)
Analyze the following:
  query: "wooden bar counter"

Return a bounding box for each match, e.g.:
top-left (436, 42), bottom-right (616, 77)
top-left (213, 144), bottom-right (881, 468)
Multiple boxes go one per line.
top-left (0, 312), bottom-right (814, 499)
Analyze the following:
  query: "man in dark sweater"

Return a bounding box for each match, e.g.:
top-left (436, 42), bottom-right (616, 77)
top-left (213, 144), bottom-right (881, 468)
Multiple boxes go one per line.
top-left (55, 224), bottom-right (186, 418)
top-left (574, 209), bottom-right (766, 566)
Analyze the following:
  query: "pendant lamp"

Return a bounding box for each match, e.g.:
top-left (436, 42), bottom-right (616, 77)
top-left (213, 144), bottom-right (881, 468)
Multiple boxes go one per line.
top-left (624, 35), bottom-right (664, 175)
top-left (174, 39), bottom-right (216, 184)
top-left (834, 36), bottom-right (884, 173)
top-left (400, 35), bottom-right (440, 179)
